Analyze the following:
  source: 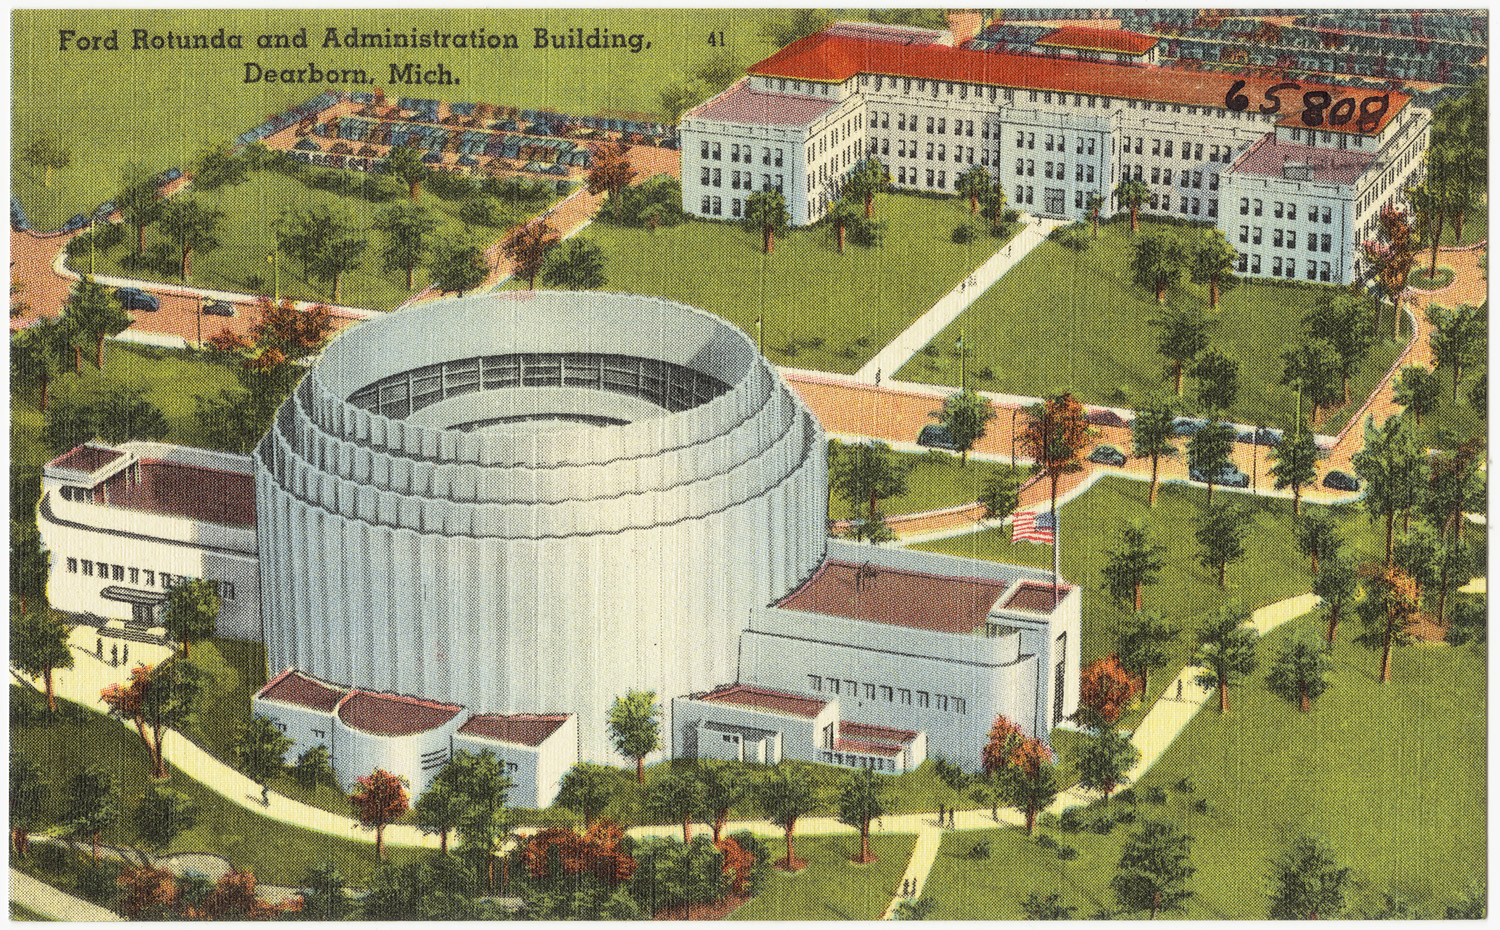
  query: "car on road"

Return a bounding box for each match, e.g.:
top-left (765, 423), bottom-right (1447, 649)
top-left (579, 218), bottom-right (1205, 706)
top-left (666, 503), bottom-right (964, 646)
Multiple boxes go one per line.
top-left (202, 300), bottom-right (235, 317)
top-left (155, 168), bottom-right (182, 186)
top-left (917, 424), bottom-right (958, 451)
top-left (1237, 427), bottom-right (1283, 447)
top-left (114, 287), bottom-right (159, 312)
top-left (1087, 444), bottom-right (1127, 466)
top-left (62, 213), bottom-right (89, 233)
top-left (1322, 470), bottom-right (1361, 492)
top-left (1172, 417), bottom-right (1207, 437)
top-left (1189, 463), bottom-right (1250, 488)
top-left (91, 200), bottom-right (116, 222)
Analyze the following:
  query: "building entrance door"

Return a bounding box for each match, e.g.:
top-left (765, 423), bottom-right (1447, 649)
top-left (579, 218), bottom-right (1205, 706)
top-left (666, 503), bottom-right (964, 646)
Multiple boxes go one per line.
top-left (1045, 188), bottom-right (1065, 216)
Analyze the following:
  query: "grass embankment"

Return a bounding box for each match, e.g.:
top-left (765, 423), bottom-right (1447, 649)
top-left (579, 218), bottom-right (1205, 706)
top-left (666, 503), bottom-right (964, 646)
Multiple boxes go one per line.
top-left (827, 446), bottom-right (1026, 521)
top-left (13, 9), bottom-right (790, 230)
top-left (920, 612), bottom-right (1486, 919)
top-left (896, 218), bottom-right (1403, 433)
top-left (726, 833), bottom-right (915, 921)
top-left (580, 193), bottom-right (1021, 374)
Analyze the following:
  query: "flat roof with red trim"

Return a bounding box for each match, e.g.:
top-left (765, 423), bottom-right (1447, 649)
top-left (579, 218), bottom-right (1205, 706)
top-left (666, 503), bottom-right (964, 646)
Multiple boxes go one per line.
top-left (100, 460), bottom-right (256, 527)
top-left (777, 559), bottom-right (1007, 634)
top-left (1232, 133), bottom-right (1374, 183)
top-left (258, 669), bottom-right (346, 713)
top-left (746, 32), bottom-right (1407, 134)
top-left (841, 720), bottom-right (919, 745)
top-left (1003, 580), bottom-right (1073, 613)
top-left (700, 685), bottom-right (828, 719)
top-left (1036, 25), bottom-right (1159, 55)
top-left (459, 713), bottom-right (569, 747)
top-left (338, 690), bottom-right (463, 737)
top-left (836, 736), bottom-right (902, 756)
top-left (685, 80), bottom-right (839, 127)
top-left (49, 445), bottom-right (124, 474)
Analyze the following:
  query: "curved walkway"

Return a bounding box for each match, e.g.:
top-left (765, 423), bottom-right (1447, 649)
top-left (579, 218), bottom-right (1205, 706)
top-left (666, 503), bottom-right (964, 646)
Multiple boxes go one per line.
top-left (10, 867), bottom-right (124, 921)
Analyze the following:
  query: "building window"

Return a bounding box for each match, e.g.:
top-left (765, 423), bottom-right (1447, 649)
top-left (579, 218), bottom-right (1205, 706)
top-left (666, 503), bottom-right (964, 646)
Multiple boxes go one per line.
top-left (955, 698), bottom-right (967, 715)
top-left (1321, 233), bottom-right (1332, 253)
top-left (67, 557), bottom-right (78, 573)
top-left (917, 691), bottom-right (930, 708)
top-left (1321, 206), bottom-right (1332, 223)
top-left (1237, 254), bottom-right (1248, 272)
top-left (1152, 139), bottom-right (1161, 156)
top-left (711, 143), bottom-right (721, 160)
top-left (1162, 195), bottom-right (1171, 212)
top-left (1274, 201), bottom-right (1284, 219)
top-left (845, 679), bottom-right (858, 696)
top-left (937, 170), bottom-right (945, 188)
top-left (1285, 259), bottom-right (1296, 278)
top-left (1251, 255), bottom-right (1261, 274)
top-left (699, 140), bottom-right (708, 159)
top-left (899, 688), bottom-right (911, 705)
top-left (1252, 227), bottom-right (1262, 245)
top-left (1151, 167), bottom-right (1160, 184)
top-left (1253, 199), bottom-right (1263, 216)
top-left (129, 567), bottom-right (139, 584)
top-left (775, 148), bottom-right (784, 167)
top-left (827, 678), bottom-right (839, 695)
top-left (937, 695), bottom-right (949, 712)
top-left (1208, 200), bottom-right (1217, 219)
top-left (1273, 229), bottom-right (1284, 248)
top-left (1308, 262), bottom-right (1319, 281)
top-left (1321, 261), bottom-right (1331, 282)
top-left (711, 197), bottom-right (722, 216)
top-left (1272, 256), bottom-right (1283, 276)
top-left (312, 729), bottom-right (325, 738)
top-left (1209, 174), bottom-right (1219, 191)
top-left (1287, 231), bottom-right (1297, 249)
top-left (1164, 140), bottom-right (1174, 158)
top-left (1087, 165), bottom-right (1095, 183)
top-left (712, 168), bottom-right (721, 187)
top-left (144, 570), bottom-right (155, 587)
top-left (880, 685), bottom-right (893, 702)
top-left (1163, 169), bottom-right (1173, 186)
top-left (700, 196), bottom-right (710, 214)
top-left (864, 683), bottom-right (876, 700)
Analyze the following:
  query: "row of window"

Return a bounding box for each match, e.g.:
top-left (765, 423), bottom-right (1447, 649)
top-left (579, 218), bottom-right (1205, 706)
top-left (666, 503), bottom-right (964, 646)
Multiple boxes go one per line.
top-left (700, 167), bottom-right (783, 192)
top-left (1146, 192), bottom-right (1216, 218)
top-left (808, 675), bottom-right (968, 715)
top-left (1236, 227), bottom-right (1336, 253)
top-left (1235, 253), bottom-right (1335, 281)
top-left (820, 751), bottom-right (898, 772)
top-left (879, 138), bottom-right (982, 166)
top-left (1123, 164), bottom-right (1219, 190)
top-left (874, 111), bottom-right (980, 137)
top-left (1013, 159), bottom-right (1099, 184)
top-left (64, 557), bottom-right (235, 600)
top-left (725, 143), bottom-right (784, 167)
top-left (58, 486), bottom-right (95, 503)
top-left (1240, 198), bottom-right (1323, 221)
top-left (1119, 136), bottom-right (1232, 163)
top-left (894, 166), bottom-right (952, 190)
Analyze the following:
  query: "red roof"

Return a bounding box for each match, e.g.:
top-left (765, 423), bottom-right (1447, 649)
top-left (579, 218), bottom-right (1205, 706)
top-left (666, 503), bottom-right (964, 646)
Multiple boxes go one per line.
top-left (258, 669), bottom-right (346, 712)
top-left (777, 559), bottom-right (1007, 633)
top-left (338, 690), bottom-right (462, 737)
top-left (841, 720), bottom-right (919, 745)
top-left (49, 444), bottom-right (124, 474)
top-left (1036, 25), bottom-right (1158, 55)
top-left (836, 735), bottom-right (902, 757)
top-left (100, 459), bottom-right (256, 527)
top-left (459, 713), bottom-right (569, 747)
top-left (1003, 581), bottom-right (1072, 613)
top-left (686, 80), bottom-right (839, 128)
top-left (747, 32), bottom-right (1407, 134)
top-left (1232, 133), bottom-right (1375, 183)
top-left (700, 685), bottom-right (827, 719)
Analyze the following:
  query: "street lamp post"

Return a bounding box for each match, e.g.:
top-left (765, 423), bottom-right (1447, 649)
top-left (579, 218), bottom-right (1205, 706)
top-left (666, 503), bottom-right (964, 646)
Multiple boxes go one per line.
top-left (196, 294), bottom-right (203, 348)
top-left (267, 251), bottom-right (278, 302)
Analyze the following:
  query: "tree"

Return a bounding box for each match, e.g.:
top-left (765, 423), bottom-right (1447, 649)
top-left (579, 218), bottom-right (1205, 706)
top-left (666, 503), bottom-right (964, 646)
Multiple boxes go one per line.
top-left (1189, 347), bottom-right (1239, 419)
top-left (1280, 338), bottom-right (1343, 426)
top-left (1354, 564), bottom-right (1421, 683)
top-left (540, 237), bottom-right (608, 290)
top-left (1075, 723), bottom-right (1141, 800)
top-left (1265, 637), bottom-right (1331, 713)
top-left (935, 388), bottom-right (996, 465)
top-left (979, 183), bottom-right (1009, 233)
top-left (1294, 509), bottom-right (1341, 575)
top-left (95, 388), bottom-right (169, 443)
top-left (586, 140), bottom-right (637, 200)
top-left (1360, 205), bottom-right (1418, 340)
top-left (1195, 501), bottom-right (1251, 588)
top-left (120, 658), bottom-right (201, 778)
top-left (1303, 291), bottom-right (1375, 404)
top-left (1352, 415), bottom-right (1424, 565)
top-left (981, 715), bottom-right (1057, 834)
top-left (1149, 307), bottom-right (1213, 395)
top-left (134, 782), bottom-right (198, 850)
top-left (837, 766), bottom-right (885, 864)
top-left (292, 744), bottom-right (333, 791)
top-left (1405, 167), bottom-right (1452, 280)
top-left (372, 203), bottom-right (438, 289)
top-left (351, 768), bottom-right (410, 861)
top-left (955, 166), bottom-right (991, 214)
top-left (1130, 231), bottom-right (1184, 303)
top-left (978, 471), bottom-right (1022, 521)
top-left (1392, 366), bottom-right (1441, 426)
top-left (160, 577), bottom-right (219, 658)
top-left (1017, 393), bottom-right (1091, 586)
top-left (1193, 602), bottom-right (1258, 714)
top-left (22, 132), bottom-right (71, 187)
top-left (1111, 820), bottom-right (1195, 918)
top-left (1427, 303), bottom-right (1485, 400)
top-left (826, 196), bottom-right (861, 254)
top-left (1188, 229), bottom-right (1238, 309)
top-left (1185, 421), bottom-right (1235, 507)
top-left (743, 189), bottom-right (790, 254)
top-left (11, 749), bottom-right (47, 855)
top-left (1446, 596), bottom-right (1487, 646)
top-left (1266, 836), bottom-right (1351, 919)
top-left (65, 276), bottom-right (131, 370)
top-left (11, 604), bottom-right (73, 713)
top-left (117, 864), bottom-right (179, 919)
top-left (307, 227), bottom-right (366, 304)
top-left (442, 749), bottom-right (514, 889)
top-left (895, 896), bottom-right (936, 920)
top-left (556, 762), bottom-right (617, 829)
top-left (1101, 519), bottom-right (1166, 611)
top-left (644, 770), bottom-right (705, 842)
top-left (1077, 655), bottom-right (1139, 726)
top-left (159, 197), bottom-right (223, 281)
top-left (759, 8), bottom-right (832, 46)
top-left (274, 205), bottom-right (367, 302)
top-left (117, 167), bottom-right (161, 255)
top-left (501, 219), bottom-right (559, 288)
top-left (608, 690), bottom-right (660, 782)
top-left (382, 144), bottom-right (429, 199)
top-left (64, 764), bottom-right (120, 863)
top-left (693, 762), bottom-right (749, 844)
top-left (1086, 191), bottom-right (1106, 238)
top-left (234, 713), bottom-right (292, 805)
top-left (412, 776), bottom-right (466, 854)
top-left (1314, 556), bottom-right (1358, 644)
top-left (298, 863), bottom-right (352, 920)
top-left (1129, 395), bottom-right (1177, 507)
top-left (1268, 424), bottom-right (1319, 515)
top-left (843, 157), bottom-right (890, 219)
top-left (756, 765), bottom-right (815, 871)
top-left (193, 146), bottom-right (249, 191)
top-left (12, 314), bottom-right (72, 411)
top-left (1118, 608), bottom-right (1176, 696)
top-left (1114, 178), bottom-right (1151, 231)
top-left (428, 236), bottom-right (489, 296)
top-left (829, 440), bottom-right (910, 542)
top-left (1021, 891), bottom-right (1078, 920)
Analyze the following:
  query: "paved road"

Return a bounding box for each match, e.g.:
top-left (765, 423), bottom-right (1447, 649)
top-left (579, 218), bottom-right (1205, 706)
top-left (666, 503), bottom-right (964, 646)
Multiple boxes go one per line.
top-left (10, 867), bottom-right (124, 921)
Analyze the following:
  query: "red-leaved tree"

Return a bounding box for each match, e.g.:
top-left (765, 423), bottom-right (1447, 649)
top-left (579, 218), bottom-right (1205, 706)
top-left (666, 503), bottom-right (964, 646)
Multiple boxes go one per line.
top-left (350, 768), bottom-right (409, 861)
top-left (981, 715), bottom-right (1058, 835)
top-left (1077, 655), bottom-right (1140, 725)
top-left (501, 219), bottom-right (560, 289)
top-left (522, 820), bottom-right (636, 887)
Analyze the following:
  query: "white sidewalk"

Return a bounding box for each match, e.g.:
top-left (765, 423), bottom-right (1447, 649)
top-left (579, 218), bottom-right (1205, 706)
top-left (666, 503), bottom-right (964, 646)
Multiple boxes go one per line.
top-left (854, 215), bottom-right (1068, 384)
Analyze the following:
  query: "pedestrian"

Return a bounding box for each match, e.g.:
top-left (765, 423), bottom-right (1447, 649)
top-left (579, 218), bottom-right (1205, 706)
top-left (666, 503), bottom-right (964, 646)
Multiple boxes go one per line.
top-left (874, 368), bottom-right (881, 386)
top-left (938, 803), bottom-right (945, 827)
top-left (1176, 678), bottom-right (1183, 701)
top-left (110, 644), bottom-right (118, 667)
top-left (96, 637), bottom-right (102, 659)
top-left (949, 808), bottom-right (956, 828)
top-left (122, 644), bottom-right (128, 665)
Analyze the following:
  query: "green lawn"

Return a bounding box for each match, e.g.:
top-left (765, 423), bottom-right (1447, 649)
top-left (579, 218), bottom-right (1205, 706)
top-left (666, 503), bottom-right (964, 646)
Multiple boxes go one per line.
top-left (10, 901), bottom-right (52, 921)
top-left (579, 194), bottom-right (1020, 374)
top-left (11, 686), bottom-right (424, 888)
top-left (920, 614), bottom-right (1487, 919)
top-left (913, 476), bottom-right (1392, 730)
top-left (726, 833), bottom-right (915, 921)
top-left (895, 218), bottom-right (1403, 433)
top-left (828, 445), bottom-right (1025, 521)
top-left (13, 9), bottom-right (793, 231)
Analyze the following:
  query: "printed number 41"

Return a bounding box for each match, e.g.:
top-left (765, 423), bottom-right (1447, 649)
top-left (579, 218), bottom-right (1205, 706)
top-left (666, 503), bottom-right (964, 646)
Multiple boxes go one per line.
top-left (708, 31), bottom-right (725, 46)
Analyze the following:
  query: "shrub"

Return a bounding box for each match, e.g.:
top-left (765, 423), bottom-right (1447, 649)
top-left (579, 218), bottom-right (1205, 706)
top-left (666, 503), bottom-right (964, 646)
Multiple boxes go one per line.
top-left (1051, 222), bottom-right (1092, 250)
top-left (952, 222), bottom-right (979, 244)
top-left (1035, 834), bottom-right (1058, 850)
top-left (459, 196), bottom-right (502, 227)
top-left (1056, 845), bottom-right (1079, 861)
top-left (75, 860), bottom-right (121, 906)
top-left (1113, 806), bottom-right (1137, 825)
top-left (1193, 797), bottom-right (1212, 814)
top-left (1173, 776), bottom-right (1196, 794)
top-left (1058, 807), bottom-right (1085, 833)
top-left (727, 831), bottom-right (773, 895)
top-left (1090, 816), bottom-right (1115, 835)
top-left (1115, 787), bottom-right (1138, 806)
top-left (976, 365), bottom-right (996, 381)
top-left (1143, 786), bottom-right (1169, 805)
top-left (966, 839), bottom-right (992, 860)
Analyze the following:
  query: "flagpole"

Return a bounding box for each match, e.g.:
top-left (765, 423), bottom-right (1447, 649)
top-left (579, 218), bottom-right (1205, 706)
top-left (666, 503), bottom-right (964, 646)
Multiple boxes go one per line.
top-left (1052, 503), bottom-right (1061, 603)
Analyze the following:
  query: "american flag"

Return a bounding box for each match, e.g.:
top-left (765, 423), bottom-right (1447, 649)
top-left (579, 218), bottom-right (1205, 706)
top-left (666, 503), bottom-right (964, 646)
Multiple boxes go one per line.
top-left (1011, 509), bottom-right (1056, 544)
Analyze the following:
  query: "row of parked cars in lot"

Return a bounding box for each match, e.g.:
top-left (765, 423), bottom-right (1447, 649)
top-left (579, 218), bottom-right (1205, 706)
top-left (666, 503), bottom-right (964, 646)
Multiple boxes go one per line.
top-left (919, 421), bottom-right (1360, 491)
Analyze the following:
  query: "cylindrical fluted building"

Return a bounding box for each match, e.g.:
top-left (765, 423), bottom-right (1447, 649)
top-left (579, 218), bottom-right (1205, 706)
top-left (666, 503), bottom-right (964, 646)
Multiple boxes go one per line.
top-left (254, 292), bottom-right (828, 765)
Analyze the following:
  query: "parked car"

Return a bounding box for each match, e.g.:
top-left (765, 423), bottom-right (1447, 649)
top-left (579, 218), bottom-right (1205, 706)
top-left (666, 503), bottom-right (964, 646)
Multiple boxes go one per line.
top-left (91, 200), bottom-right (116, 222)
top-left (62, 213), bottom-right (89, 233)
top-left (917, 424), bottom-right (958, 451)
top-left (1087, 444), bottom-right (1127, 466)
top-left (155, 167), bottom-right (182, 185)
top-left (1172, 416), bottom-right (1207, 437)
top-left (114, 287), bottom-right (159, 312)
top-left (1323, 470), bottom-right (1361, 492)
top-left (202, 300), bottom-right (235, 317)
top-left (1237, 427), bottom-right (1283, 447)
top-left (1189, 463), bottom-right (1250, 488)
